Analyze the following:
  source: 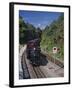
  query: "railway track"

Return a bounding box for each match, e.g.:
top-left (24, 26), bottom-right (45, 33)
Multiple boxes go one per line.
top-left (23, 50), bottom-right (46, 78)
top-left (33, 66), bottom-right (46, 78)
top-left (21, 52), bottom-right (31, 79)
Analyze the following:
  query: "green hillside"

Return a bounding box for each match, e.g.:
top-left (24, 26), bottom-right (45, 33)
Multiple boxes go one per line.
top-left (40, 14), bottom-right (64, 61)
top-left (19, 16), bottom-right (36, 44)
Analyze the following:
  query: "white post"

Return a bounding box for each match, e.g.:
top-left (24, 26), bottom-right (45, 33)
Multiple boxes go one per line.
top-left (53, 47), bottom-right (57, 71)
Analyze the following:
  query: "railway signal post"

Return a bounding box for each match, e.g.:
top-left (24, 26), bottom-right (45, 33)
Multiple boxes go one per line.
top-left (52, 47), bottom-right (58, 71)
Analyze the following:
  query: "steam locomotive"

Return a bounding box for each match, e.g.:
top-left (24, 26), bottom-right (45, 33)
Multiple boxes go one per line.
top-left (26, 30), bottom-right (42, 66)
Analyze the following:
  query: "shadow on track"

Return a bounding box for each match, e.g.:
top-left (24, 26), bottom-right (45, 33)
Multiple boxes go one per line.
top-left (39, 53), bottom-right (48, 66)
top-left (29, 53), bottom-right (48, 67)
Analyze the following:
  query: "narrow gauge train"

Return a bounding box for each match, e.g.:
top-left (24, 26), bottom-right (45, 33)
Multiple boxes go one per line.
top-left (26, 30), bottom-right (42, 66)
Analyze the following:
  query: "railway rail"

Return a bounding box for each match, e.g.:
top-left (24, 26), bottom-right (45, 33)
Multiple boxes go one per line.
top-left (33, 66), bottom-right (46, 78)
top-left (21, 52), bottom-right (30, 79)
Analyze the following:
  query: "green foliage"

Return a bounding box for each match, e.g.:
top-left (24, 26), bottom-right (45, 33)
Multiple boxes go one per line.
top-left (19, 16), bottom-right (35, 44)
top-left (40, 14), bottom-right (64, 60)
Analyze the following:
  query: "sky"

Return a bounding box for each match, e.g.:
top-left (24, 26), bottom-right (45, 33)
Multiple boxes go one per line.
top-left (19, 10), bottom-right (62, 29)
